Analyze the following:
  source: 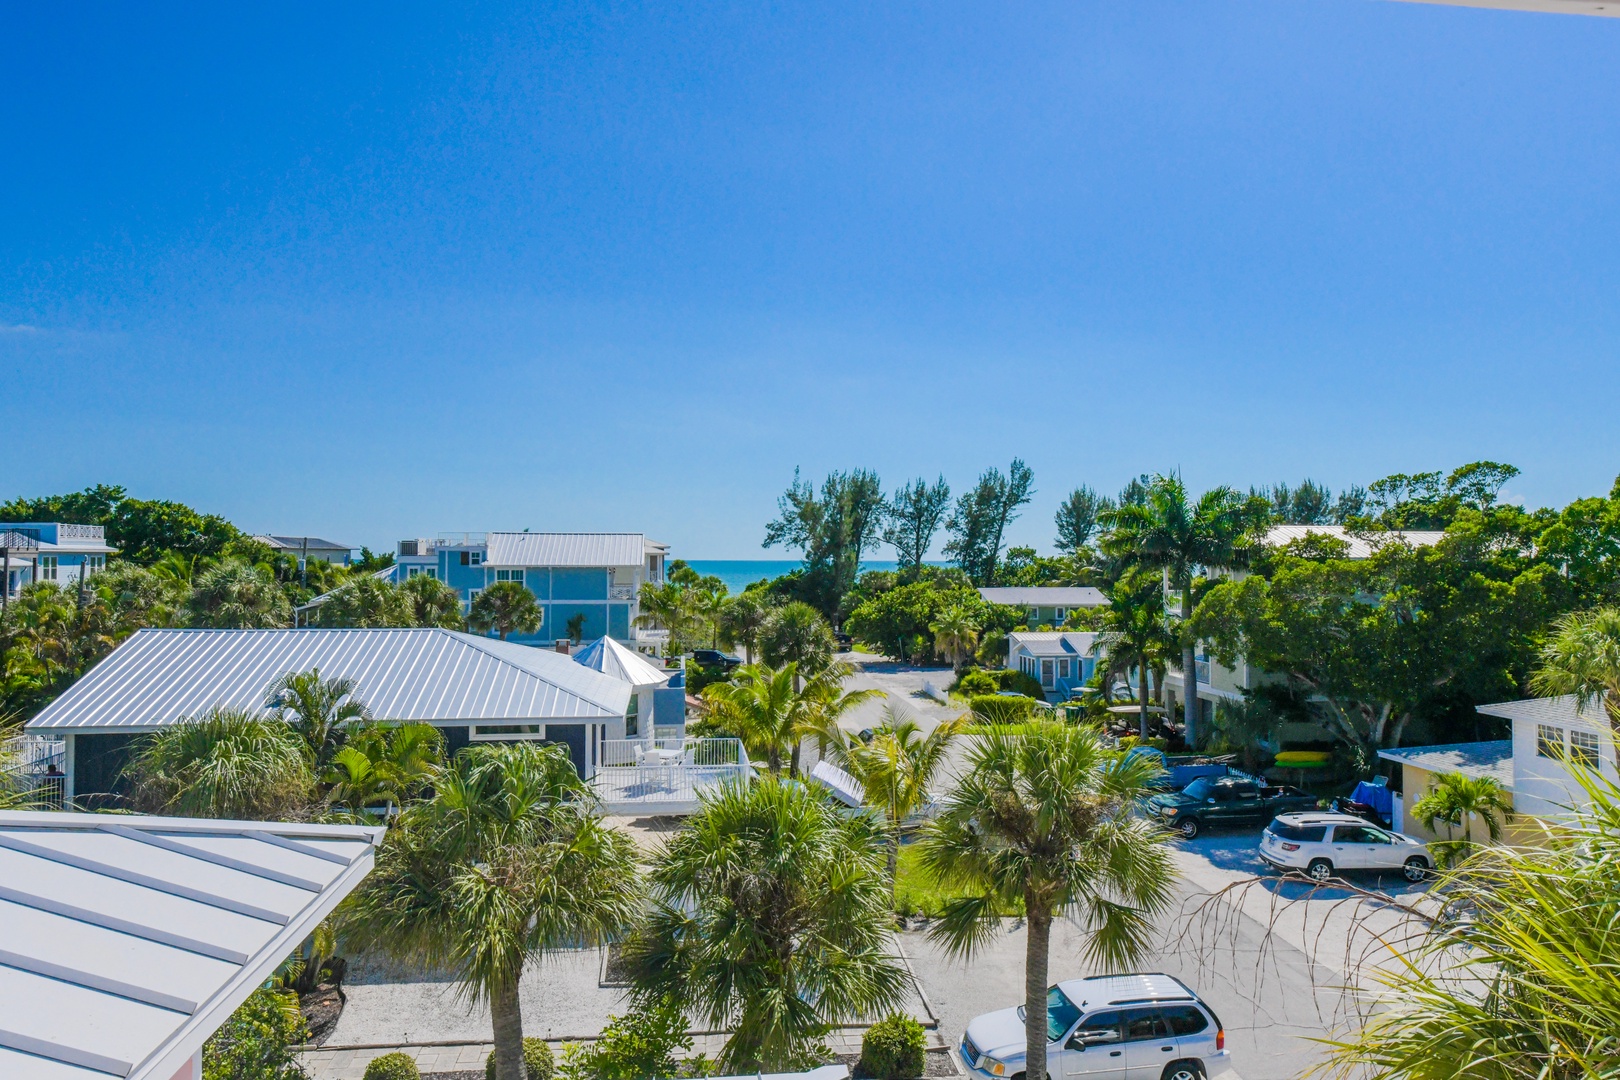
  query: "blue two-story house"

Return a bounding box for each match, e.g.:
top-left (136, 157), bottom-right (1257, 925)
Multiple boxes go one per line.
top-left (387, 532), bottom-right (670, 651)
top-left (0, 523), bottom-right (118, 601)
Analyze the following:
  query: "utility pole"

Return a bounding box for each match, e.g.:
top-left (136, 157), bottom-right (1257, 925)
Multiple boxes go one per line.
top-left (300, 536), bottom-right (309, 590)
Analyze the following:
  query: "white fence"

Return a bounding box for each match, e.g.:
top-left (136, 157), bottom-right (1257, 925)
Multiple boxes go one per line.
top-left (591, 737), bottom-right (750, 815)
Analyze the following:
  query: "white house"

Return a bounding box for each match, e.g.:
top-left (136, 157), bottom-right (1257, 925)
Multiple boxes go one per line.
top-left (1376, 694), bottom-right (1618, 843)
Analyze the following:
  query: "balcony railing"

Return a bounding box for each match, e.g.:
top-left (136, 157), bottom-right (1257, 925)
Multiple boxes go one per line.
top-left (58, 524), bottom-right (105, 541)
top-left (609, 584), bottom-right (636, 601)
top-left (0, 529), bottom-right (40, 550)
top-left (1, 735), bottom-right (66, 809)
top-left (592, 737), bottom-right (750, 814)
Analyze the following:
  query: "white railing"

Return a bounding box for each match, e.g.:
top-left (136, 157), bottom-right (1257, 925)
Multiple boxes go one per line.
top-left (2, 735), bottom-right (66, 809)
top-left (609, 584), bottom-right (636, 600)
top-left (635, 628), bottom-right (670, 643)
top-left (58, 524), bottom-right (105, 541)
top-left (591, 737), bottom-right (750, 814)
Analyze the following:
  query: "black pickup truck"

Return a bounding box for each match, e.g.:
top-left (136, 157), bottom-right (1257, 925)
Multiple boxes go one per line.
top-left (1147, 774), bottom-right (1321, 839)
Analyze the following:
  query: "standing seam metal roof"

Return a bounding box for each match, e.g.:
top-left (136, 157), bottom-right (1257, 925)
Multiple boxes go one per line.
top-left (0, 810), bottom-right (381, 1080)
top-left (25, 628), bottom-right (631, 732)
top-left (483, 532), bottom-right (650, 567)
top-left (571, 636), bottom-right (670, 689)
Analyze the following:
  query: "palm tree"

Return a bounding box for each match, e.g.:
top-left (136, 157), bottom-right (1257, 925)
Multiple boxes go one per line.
top-left (1096, 571), bottom-right (1177, 740)
top-left (790, 660), bottom-right (880, 776)
top-left (1324, 770), bottom-right (1620, 1079)
top-left (701, 663), bottom-right (801, 775)
top-left (690, 579), bottom-right (730, 649)
top-left (401, 573), bottom-right (465, 629)
top-left (920, 725), bottom-right (1177, 1080)
top-left (125, 707), bottom-right (316, 819)
top-left (840, 706), bottom-right (967, 889)
top-left (1412, 771), bottom-right (1513, 864)
top-left (719, 593), bottom-right (769, 662)
top-left (1532, 607), bottom-right (1620, 770)
top-left (929, 606), bottom-right (980, 673)
top-left (1101, 474), bottom-right (1264, 738)
top-left (322, 722), bottom-right (444, 815)
top-left (469, 581), bottom-right (542, 641)
top-left (337, 743), bottom-right (639, 1080)
top-left (313, 575), bottom-right (414, 628)
top-left (759, 601), bottom-right (835, 685)
top-left (269, 667), bottom-right (372, 769)
top-left (625, 777), bottom-right (908, 1073)
top-left (636, 580), bottom-right (694, 656)
top-left (186, 560), bottom-right (293, 628)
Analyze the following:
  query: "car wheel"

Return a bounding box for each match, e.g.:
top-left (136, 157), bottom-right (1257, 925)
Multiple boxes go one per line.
top-left (1306, 858), bottom-right (1334, 882)
top-left (1162, 1062), bottom-right (1206, 1080)
top-left (1178, 817), bottom-right (1201, 839)
top-left (1403, 856), bottom-right (1430, 882)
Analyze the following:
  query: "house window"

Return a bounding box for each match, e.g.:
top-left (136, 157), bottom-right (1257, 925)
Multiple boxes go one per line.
top-left (1537, 724), bottom-right (1565, 760)
top-left (471, 724), bottom-right (544, 740)
top-left (1054, 608), bottom-right (1066, 623)
top-left (407, 565), bottom-right (435, 579)
top-left (494, 569), bottom-right (525, 583)
top-left (460, 551), bottom-right (484, 566)
top-left (626, 694), bottom-right (639, 739)
top-left (1570, 729), bottom-right (1601, 769)
top-left (1058, 658), bottom-right (1071, 679)
top-left (39, 556), bottom-right (57, 581)
top-left (1040, 659), bottom-right (1055, 687)
top-left (1027, 608), bottom-right (1039, 624)
top-left (86, 555), bottom-right (105, 573)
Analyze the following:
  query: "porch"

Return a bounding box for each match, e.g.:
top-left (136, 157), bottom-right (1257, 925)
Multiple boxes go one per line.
top-left (590, 737), bottom-right (751, 815)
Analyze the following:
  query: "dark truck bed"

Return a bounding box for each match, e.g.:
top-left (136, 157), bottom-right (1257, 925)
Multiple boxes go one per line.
top-left (1146, 774), bottom-right (1321, 838)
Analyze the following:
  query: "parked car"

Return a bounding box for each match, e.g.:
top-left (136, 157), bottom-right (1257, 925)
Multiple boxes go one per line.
top-left (1258, 812), bottom-right (1433, 883)
top-left (960, 972), bottom-right (1231, 1080)
top-left (691, 649), bottom-right (743, 670)
top-left (1147, 775), bottom-right (1320, 839)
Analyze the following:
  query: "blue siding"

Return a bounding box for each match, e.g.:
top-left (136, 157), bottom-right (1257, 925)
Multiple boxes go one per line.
top-left (552, 568), bottom-right (607, 600)
top-left (526, 567), bottom-right (551, 599)
top-left (551, 603), bottom-right (607, 641)
top-left (608, 604), bottom-right (629, 639)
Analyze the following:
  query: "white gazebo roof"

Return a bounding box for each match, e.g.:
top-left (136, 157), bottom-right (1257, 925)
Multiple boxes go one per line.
top-left (571, 636), bottom-right (670, 689)
top-left (0, 810), bottom-right (383, 1080)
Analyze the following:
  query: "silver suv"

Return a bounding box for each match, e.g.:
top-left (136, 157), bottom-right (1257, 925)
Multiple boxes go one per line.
top-left (1259, 812), bottom-right (1433, 882)
top-left (960, 973), bottom-right (1231, 1080)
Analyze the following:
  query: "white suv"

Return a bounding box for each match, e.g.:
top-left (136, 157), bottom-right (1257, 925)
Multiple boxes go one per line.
top-left (960, 973), bottom-right (1231, 1080)
top-left (1259, 812), bottom-right (1433, 882)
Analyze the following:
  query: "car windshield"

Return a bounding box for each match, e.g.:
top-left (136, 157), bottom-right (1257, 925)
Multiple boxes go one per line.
top-left (1017, 986), bottom-right (1082, 1042)
top-left (1182, 778), bottom-right (1214, 800)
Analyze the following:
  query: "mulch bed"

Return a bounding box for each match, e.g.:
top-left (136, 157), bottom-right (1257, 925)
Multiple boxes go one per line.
top-left (300, 985), bottom-right (345, 1045)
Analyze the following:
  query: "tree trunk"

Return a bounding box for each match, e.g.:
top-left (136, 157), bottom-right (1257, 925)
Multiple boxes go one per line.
top-left (489, 976), bottom-right (528, 1080)
top-left (1024, 902), bottom-right (1052, 1080)
top-left (1180, 584), bottom-right (1198, 744)
top-left (887, 831), bottom-right (900, 905)
top-left (790, 740), bottom-right (802, 778)
top-left (1139, 660), bottom-right (1151, 741)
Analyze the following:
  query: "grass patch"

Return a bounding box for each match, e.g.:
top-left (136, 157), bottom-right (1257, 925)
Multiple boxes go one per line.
top-left (893, 841), bottom-right (1023, 918)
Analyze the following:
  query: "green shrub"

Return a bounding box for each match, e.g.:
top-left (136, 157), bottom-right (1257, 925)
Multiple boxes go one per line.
top-left (969, 694), bottom-right (1037, 725)
top-left (556, 1004), bottom-right (691, 1080)
top-left (994, 668), bottom-right (1047, 699)
top-left (202, 985), bottom-right (308, 1080)
top-left (950, 669), bottom-right (998, 696)
top-left (859, 1014), bottom-right (926, 1079)
top-left (485, 1038), bottom-right (554, 1080)
top-left (364, 1052), bottom-right (420, 1080)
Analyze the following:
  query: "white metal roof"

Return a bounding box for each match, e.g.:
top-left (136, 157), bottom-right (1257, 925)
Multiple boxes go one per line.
top-left (252, 535), bottom-right (353, 553)
top-left (0, 810), bottom-right (381, 1080)
top-left (483, 533), bottom-right (652, 568)
top-left (1263, 524), bottom-right (1447, 559)
top-left (1375, 740), bottom-right (1515, 788)
top-left (978, 587), bottom-right (1109, 607)
top-left (26, 628), bottom-right (630, 733)
top-left (1008, 631), bottom-right (1101, 657)
top-left (571, 636), bottom-right (670, 689)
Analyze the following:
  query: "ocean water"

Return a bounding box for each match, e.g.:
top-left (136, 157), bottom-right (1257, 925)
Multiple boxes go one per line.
top-left (684, 559), bottom-right (912, 595)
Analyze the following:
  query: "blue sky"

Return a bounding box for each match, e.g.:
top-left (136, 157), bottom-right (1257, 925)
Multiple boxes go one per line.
top-left (3, 2), bottom-right (1618, 558)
